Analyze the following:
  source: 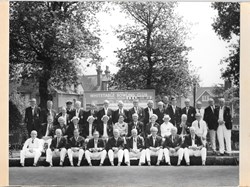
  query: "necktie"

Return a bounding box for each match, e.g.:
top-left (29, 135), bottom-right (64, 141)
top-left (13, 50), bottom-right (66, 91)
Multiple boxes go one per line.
top-left (32, 139), bottom-right (34, 143)
top-left (186, 107), bottom-right (189, 114)
top-left (153, 137), bottom-right (155, 146)
top-left (172, 136), bottom-right (174, 143)
top-left (32, 108), bottom-right (34, 116)
top-left (57, 138), bottom-right (60, 147)
top-left (198, 121), bottom-right (200, 128)
top-left (211, 106), bottom-right (214, 113)
top-left (198, 109), bottom-right (200, 113)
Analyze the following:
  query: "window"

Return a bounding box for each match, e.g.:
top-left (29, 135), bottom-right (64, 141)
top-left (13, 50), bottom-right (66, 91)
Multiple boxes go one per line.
top-left (202, 95), bottom-right (209, 101)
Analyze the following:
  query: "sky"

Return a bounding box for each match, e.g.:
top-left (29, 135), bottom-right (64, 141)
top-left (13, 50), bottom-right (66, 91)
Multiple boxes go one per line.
top-left (83, 2), bottom-right (232, 87)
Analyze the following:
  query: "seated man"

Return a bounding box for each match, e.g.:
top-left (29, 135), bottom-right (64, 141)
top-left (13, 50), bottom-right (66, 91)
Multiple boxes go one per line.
top-left (160, 114), bottom-right (174, 139)
top-left (124, 129), bottom-right (146, 166)
top-left (182, 127), bottom-right (207, 166)
top-left (163, 127), bottom-right (184, 166)
top-left (85, 131), bottom-right (107, 166)
top-left (106, 129), bottom-right (125, 166)
top-left (46, 129), bottom-right (67, 167)
top-left (67, 116), bottom-right (82, 139)
top-left (67, 128), bottom-right (85, 167)
top-left (144, 114), bottom-right (161, 138)
top-left (179, 114), bottom-right (190, 140)
top-left (20, 130), bottom-right (43, 167)
top-left (192, 113), bottom-right (208, 146)
top-left (40, 115), bottom-right (55, 153)
top-left (145, 127), bottom-right (163, 166)
top-left (97, 115), bottom-right (113, 142)
top-left (127, 113), bottom-right (144, 137)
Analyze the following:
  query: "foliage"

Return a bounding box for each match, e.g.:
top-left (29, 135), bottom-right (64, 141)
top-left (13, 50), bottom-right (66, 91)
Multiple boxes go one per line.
top-left (110, 2), bottom-right (198, 96)
top-left (9, 98), bottom-right (23, 131)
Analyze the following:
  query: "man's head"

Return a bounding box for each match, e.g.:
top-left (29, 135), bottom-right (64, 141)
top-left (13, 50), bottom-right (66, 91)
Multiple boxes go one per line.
top-left (150, 114), bottom-right (158, 123)
top-left (219, 98), bottom-right (225, 107)
top-left (30, 130), bottom-right (37, 139)
top-left (150, 126), bottom-right (158, 137)
top-left (61, 107), bottom-right (67, 115)
top-left (47, 115), bottom-right (53, 124)
top-left (195, 113), bottom-right (202, 121)
top-left (66, 100), bottom-right (73, 110)
top-left (163, 114), bottom-right (171, 123)
top-left (104, 100), bottom-right (109, 108)
top-left (118, 114), bottom-right (125, 122)
top-left (162, 96), bottom-right (169, 105)
top-left (196, 101), bottom-right (202, 109)
top-left (74, 128), bottom-right (79, 137)
top-left (147, 100), bottom-right (154, 108)
top-left (75, 101), bottom-right (81, 109)
top-left (58, 116), bottom-right (65, 126)
top-left (90, 103), bottom-right (96, 110)
top-left (208, 98), bottom-right (214, 106)
top-left (133, 99), bottom-right (139, 107)
top-left (47, 100), bottom-right (53, 109)
top-left (101, 115), bottom-right (109, 123)
top-left (157, 101), bottom-right (164, 110)
top-left (189, 126), bottom-right (196, 136)
top-left (71, 116), bottom-right (79, 125)
top-left (118, 100), bottom-right (124, 109)
top-left (181, 114), bottom-right (187, 122)
top-left (131, 129), bottom-right (138, 138)
top-left (87, 116), bottom-right (95, 124)
top-left (171, 126), bottom-right (178, 136)
top-left (55, 129), bottom-right (62, 138)
top-left (171, 97), bottom-right (177, 106)
top-left (132, 113), bottom-right (139, 122)
top-left (184, 98), bottom-right (190, 107)
top-left (93, 131), bottom-right (99, 139)
top-left (30, 98), bottom-right (36, 107)
top-left (113, 129), bottom-right (120, 138)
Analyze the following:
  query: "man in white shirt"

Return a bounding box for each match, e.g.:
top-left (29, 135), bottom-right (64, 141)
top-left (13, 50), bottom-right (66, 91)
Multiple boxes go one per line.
top-left (196, 101), bottom-right (205, 119)
top-left (160, 115), bottom-right (174, 139)
top-left (20, 130), bottom-right (43, 167)
top-left (192, 113), bottom-right (208, 146)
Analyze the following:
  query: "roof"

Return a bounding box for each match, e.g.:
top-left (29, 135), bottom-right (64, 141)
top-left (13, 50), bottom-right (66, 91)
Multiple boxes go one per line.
top-left (196, 87), bottom-right (215, 101)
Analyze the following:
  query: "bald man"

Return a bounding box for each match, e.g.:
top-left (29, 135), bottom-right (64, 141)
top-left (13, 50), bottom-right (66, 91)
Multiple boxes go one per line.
top-left (112, 101), bottom-right (129, 124)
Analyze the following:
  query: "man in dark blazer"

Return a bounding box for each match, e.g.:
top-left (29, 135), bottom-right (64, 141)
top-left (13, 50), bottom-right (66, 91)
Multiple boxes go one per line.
top-left (54, 107), bottom-right (71, 127)
top-left (40, 100), bottom-right (57, 124)
top-left (71, 101), bottom-right (85, 128)
top-left (97, 100), bottom-right (113, 126)
top-left (182, 127), bottom-right (207, 166)
top-left (203, 98), bottom-right (218, 153)
top-left (144, 100), bottom-right (155, 125)
top-left (181, 98), bottom-right (196, 124)
top-left (214, 98), bottom-right (232, 155)
top-left (66, 100), bottom-right (74, 120)
top-left (162, 96), bottom-right (171, 111)
top-left (128, 99), bottom-right (145, 123)
top-left (162, 126), bottom-right (184, 166)
top-left (127, 113), bottom-right (144, 137)
top-left (106, 129), bottom-right (125, 166)
top-left (67, 128), bottom-right (85, 167)
top-left (145, 127), bottom-right (163, 166)
top-left (154, 101), bottom-right (167, 125)
top-left (82, 116), bottom-right (97, 139)
top-left (84, 103), bottom-right (98, 125)
top-left (85, 131), bottom-right (107, 166)
top-left (46, 129), bottom-right (67, 167)
top-left (124, 129), bottom-right (146, 166)
top-left (112, 100), bottom-right (129, 124)
top-left (168, 97), bottom-right (182, 128)
top-left (24, 98), bottom-right (41, 136)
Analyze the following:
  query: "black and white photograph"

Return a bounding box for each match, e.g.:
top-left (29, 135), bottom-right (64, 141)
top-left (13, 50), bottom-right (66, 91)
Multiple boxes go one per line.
top-left (8, 1), bottom-right (240, 186)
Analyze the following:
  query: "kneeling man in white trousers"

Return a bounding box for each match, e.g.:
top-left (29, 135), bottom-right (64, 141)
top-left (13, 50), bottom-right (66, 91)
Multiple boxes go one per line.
top-left (46, 129), bottom-right (67, 167)
top-left (124, 129), bottom-right (146, 166)
top-left (163, 127), bottom-right (184, 166)
top-left (85, 131), bottom-right (107, 166)
top-left (106, 129), bottom-right (125, 166)
top-left (183, 127), bottom-right (207, 166)
top-left (20, 130), bottom-right (43, 167)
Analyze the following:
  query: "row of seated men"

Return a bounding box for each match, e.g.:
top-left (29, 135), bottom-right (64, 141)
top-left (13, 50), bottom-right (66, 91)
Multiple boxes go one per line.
top-left (20, 126), bottom-right (206, 167)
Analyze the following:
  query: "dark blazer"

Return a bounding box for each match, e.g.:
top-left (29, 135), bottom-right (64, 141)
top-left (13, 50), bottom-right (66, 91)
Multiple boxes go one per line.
top-left (97, 122), bottom-right (113, 137)
top-left (181, 106), bottom-right (196, 124)
top-left (112, 108), bottom-right (129, 124)
top-left (128, 107), bottom-right (145, 123)
top-left (67, 136), bottom-right (85, 149)
top-left (204, 105), bottom-right (219, 130)
top-left (24, 106), bottom-right (41, 134)
top-left (66, 108), bottom-right (74, 120)
top-left (143, 107), bottom-right (156, 125)
top-left (97, 108), bottom-right (113, 125)
top-left (50, 136), bottom-right (67, 151)
top-left (40, 108), bottom-right (57, 124)
top-left (39, 123), bottom-right (54, 138)
top-left (71, 108), bottom-right (85, 126)
top-left (144, 122), bottom-right (161, 137)
top-left (127, 121), bottom-right (144, 137)
top-left (54, 113), bottom-right (71, 127)
top-left (154, 108), bottom-right (168, 125)
top-left (168, 105), bottom-right (182, 127)
top-left (84, 110), bottom-right (98, 124)
top-left (86, 138), bottom-right (105, 150)
top-left (146, 135), bottom-right (163, 148)
top-left (82, 123), bottom-right (97, 138)
top-left (126, 136), bottom-right (145, 150)
top-left (214, 106), bottom-right (232, 130)
top-left (55, 125), bottom-right (68, 137)
top-left (182, 134), bottom-right (203, 148)
top-left (162, 134), bottom-right (182, 149)
top-left (66, 123), bottom-right (82, 139)
top-left (106, 137), bottom-right (124, 151)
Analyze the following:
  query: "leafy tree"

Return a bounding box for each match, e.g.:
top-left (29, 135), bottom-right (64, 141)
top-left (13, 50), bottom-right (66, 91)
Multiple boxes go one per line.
top-left (211, 2), bottom-right (240, 87)
top-left (110, 2), bottom-right (198, 96)
top-left (10, 1), bottom-right (103, 108)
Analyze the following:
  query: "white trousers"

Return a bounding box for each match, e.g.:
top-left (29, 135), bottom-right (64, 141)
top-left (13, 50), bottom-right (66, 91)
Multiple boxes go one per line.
top-left (85, 150), bottom-right (107, 164)
top-left (67, 149), bottom-right (84, 162)
top-left (124, 149), bottom-right (146, 164)
top-left (217, 124), bottom-right (231, 154)
top-left (184, 147), bottom-right (207, 163)
top-left (20, 149), bottom-right (42, 164)
top-left (163, 148), bottom-right (184, 163)
top-left (145, 148), bottom-right (163, 162)
top-left (46, 148), bottom-right (67, 163)
top-left (108, 149), bottom-right (124, 163)
top-left (209, 130), bottom-right (216, 151)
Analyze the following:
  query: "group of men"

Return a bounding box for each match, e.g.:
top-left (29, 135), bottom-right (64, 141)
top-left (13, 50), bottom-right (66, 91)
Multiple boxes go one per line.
top-left (21, 96), bottom-right (232, 167)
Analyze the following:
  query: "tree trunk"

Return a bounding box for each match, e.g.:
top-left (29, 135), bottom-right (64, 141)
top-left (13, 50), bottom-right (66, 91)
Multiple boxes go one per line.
top-left (39, 71), bottom-right (51, 109)
top-left (146, 26), bottom-right (153, 89)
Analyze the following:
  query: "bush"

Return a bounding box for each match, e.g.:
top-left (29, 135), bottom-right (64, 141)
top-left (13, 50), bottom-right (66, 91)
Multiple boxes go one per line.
top-left (9, 100), bottom-right (22, 131)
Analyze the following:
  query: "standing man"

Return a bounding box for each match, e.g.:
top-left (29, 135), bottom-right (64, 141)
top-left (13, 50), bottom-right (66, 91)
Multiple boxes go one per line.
top-left (203, 98), bottom-right (218, 154)
top-left (84, 103), bottom-right (98, 125)
top-left (181, 98), bottom-right (196, 125)
top-left (196, 101), bottom-right (205, 119)
top-left (162, 96), bottom-right (171, 112)
top-left (72, 101), bottom-right (85, 129)
top-left (215, 98), bottom-right (232, 156)
top-left (24, 98), bottom-right (41, 136)
top-left (112, 101), bottom-right (129, 124)
top-left (129, 99), bottom-right (145, 123)
top-left (54, 107), bottom-right (71, 127)
top-left (66, 100), bottom-right (74, 120)
top-left (41, 100), bottom-right (57, 124)
top-left (144, 100), bottom-right (155, 125)
top-left (97, 100), bottom-right (113, 127)
top-left (127, 113), bottom-right (144, 137)
top-left (154, 101), bottom-right (167, 125)
top-left (168, 97), bottom-right (182, 128)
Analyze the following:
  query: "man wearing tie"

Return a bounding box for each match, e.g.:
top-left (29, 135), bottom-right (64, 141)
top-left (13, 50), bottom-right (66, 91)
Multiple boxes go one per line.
top-left (72, 101), bottom-right (85, 128)
top-left (106, 129), bottom-right (125, 166)
top-left (143, 100), bottom-right (155, 125)
top-left (84, 103), bottom-right (98, 124)
top-left (24, 98), bottom-right (41, 136)
top-left (20, 130), bottom-right (43, 167)
top-left (182, 127), bottom-right (207, 166)
top-left (128, 99), bottom-right (145, 123)
top-left (203, 98), bottom-right (219, 154)
top-left (127, 113), bottom-right (144, 137)
top-left (163, 127), bottom-right (184, 166)
top-left (196, 101), bottom-right (205, 119)
top-left (124, 129), bottom-right (146, 166)
top-left (112, 100), bottom-right (129, 124)
top-left (97, 100), bottom-right (113, 127)
top-left (168, 97), bottom-right (182, 128)
top-left (67, 128), bottom-right (85, 167)
top-left (46, 129), bottom-right (67, 167)
top-left (215, 98), bottom-right (232, 156)
top-left (191, 113), bottom-right (208, 146)
top-left (181, 98), bottom-right (196, 124)
top-left (162, 96), bottom-right (171, 111)
top-left (54, 107), bottom-right (71, 127)
top-left (154, 101), bottom-right (167, 125)
top-left (66, 100), bottom-right (74, 120)
top-left (41, 100), bottom-right (57, 124)
top-left (145, 127), bottom-right (163, 166)
top-left (85, 131), bottom-right (107, 166)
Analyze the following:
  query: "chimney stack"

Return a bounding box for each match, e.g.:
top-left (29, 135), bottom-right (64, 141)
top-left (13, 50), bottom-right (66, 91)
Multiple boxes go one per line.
top-left (96, 65), bottom-right (102, 86)
top-left (105, 66), bottom-right (110, 78)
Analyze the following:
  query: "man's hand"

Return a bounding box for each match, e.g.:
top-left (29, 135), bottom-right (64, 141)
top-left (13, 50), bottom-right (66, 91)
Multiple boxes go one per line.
top-left (55, 149), bottom-right (59, 152)
top-left (170, 148), bottom-right (175, 153)
top-left (218, 120), bottom-right (225, 125)
top-left (29, 148), bottom-right (34, 153)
